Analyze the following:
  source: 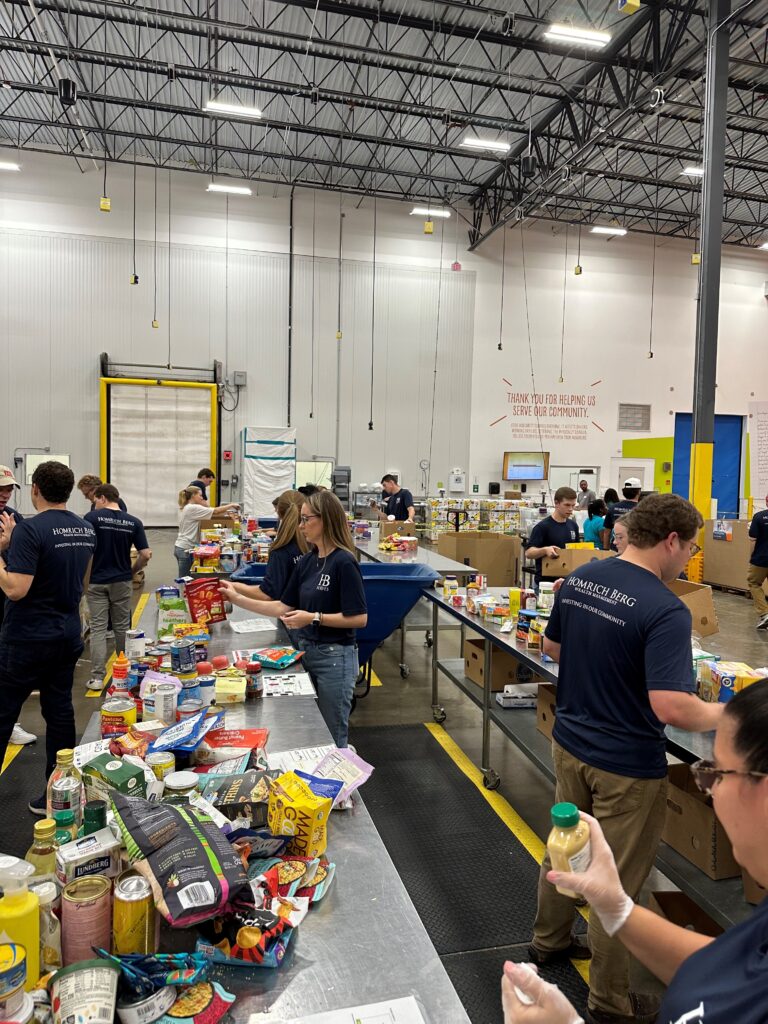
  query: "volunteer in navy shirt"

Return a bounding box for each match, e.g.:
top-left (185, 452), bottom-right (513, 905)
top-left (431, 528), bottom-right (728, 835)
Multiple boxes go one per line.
top-left (374, 474), bottom-right (415, 522)
top-left (748, 493), bottom-right (768, 629)
top-left (530, 494), bottom-right (723, 1023)
top-left (221, 490), bottom-right (367, 747)
top-left (189, 468), bottom-right (215, 502)
top-left (84, 483), bottom-right (152, 692)
top-left (230, 490), bottom-right (306, 603)
top-left (524, 486), bottom-right (580, 586)
top-left (0, 461), bottom-right (96, 811)
top-left (505, 680), bottom-right (768, 1024)
top-left (601, 477), bottom-right (642, 549)
top-left (77, 473), bottom-right (127, 512)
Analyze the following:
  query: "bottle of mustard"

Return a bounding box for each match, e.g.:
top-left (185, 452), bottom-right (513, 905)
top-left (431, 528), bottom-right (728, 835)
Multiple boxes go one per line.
top-left (547, 802), bottom-right (591, 898)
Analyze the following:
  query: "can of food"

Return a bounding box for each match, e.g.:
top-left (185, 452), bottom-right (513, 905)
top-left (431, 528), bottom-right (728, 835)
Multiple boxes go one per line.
top-left (101, 698), bottom-right (137, 738)
top-left (0, 986), bottom-right (28, 1022)
top-left (178, 673), bottom-right (201, 703)
top-left (170, 637), bottom-right (197, 674)
top-left (145, 751), bottom-right (175, 781)
top-left (141, 691), bottom-right (156, 722)
top-left (48, 959), bottom-right (120, 1024)
top-left (50, 777), bottom-right (81, 819)
top-left (61, 876), bottom-right (112, 966)
top-left (0, 944), bottom-right (26, 1002)
top-left (154, 683), bottom-right (178, 725)
top-left (112, 871), bottom-right (157, 955)
top-left (124, 629), bottom-right (146, 661)
top-left (197, 675), bottom-right (216, 706)
top-left (177, 698), bottom-right (203, 721)
top-left (163, 771), bottom-right (199, 800)
top-left (116, 985), bottom-right (176, 1024)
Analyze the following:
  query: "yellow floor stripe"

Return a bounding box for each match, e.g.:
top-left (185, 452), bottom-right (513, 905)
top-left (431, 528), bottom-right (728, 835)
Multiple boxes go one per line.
top-left (370, 669), bottom-right (383, 687)
top-left (1, 744), bottom-right (23, 775)
top-left (87, 592), bottom-right (150, 698)
top-left (424, 722), bottom-right (590, 977)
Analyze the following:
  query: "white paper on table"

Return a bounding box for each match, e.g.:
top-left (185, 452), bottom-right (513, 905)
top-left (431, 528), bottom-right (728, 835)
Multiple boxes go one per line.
top-left (262, 671), bottom-right (316, 697)
top-left (267, 744), bottom-right (335, 774)
top-left (229, 617), bottom-right (276, 633)
top-left (73, 739), bottom-right (111, 768)
top-left (279, 996), bottom-right (427, 1024)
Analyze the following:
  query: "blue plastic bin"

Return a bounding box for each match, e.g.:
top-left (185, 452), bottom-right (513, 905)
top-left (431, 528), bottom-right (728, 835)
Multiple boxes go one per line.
top-left (357, 563), bottom-right (440, 669)
top-left (230, 561), bottom-right (268, 583)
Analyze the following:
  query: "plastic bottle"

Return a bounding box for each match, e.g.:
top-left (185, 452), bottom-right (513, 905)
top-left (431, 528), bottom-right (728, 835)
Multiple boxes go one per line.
top-left (0, 858), bottom-right (40, 989)
top-left (77, 800), bottom-right (107, 839)
top-left (24, 820), bottom-right (58, 882)
top-left (53, 811), bottom-right (77, 845)
top-left (112, 652), bottom-right (131, 690)
top-left (30, 881), bottom-right (62, 973)
top-left (46, 750), bottom-right (83, 825)
top-left (546, 802), bottom-right (591, 898)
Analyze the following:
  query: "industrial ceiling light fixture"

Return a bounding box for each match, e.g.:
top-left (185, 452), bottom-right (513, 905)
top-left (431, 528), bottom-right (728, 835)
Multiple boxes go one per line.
top-left (0, 161), bottom-right (20, 171)
top-left (203, 99), bottom-right (262, 119)
top-left (207, 182), bottom-right (253, 195)
top-left (591, 225), bottom-right (628, 236)
top-left (521, 86), bottom-right (537, 178)
top-left (410, 206), bottom-right (450, 218)
top-left (460, 137), bottom-right (511, 153)
top-left (681, 165), bottom-right (705, 177)
top-left (759, 242), bottom-right (768, 250)
top-left (57, 78), bottom-right (77, 108)
top-left (544, 23), bottom-right (612, 48)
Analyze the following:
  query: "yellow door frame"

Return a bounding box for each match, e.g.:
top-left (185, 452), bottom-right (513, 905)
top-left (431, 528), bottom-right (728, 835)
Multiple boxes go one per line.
top-left (99, 378), bottom-right (218, 504)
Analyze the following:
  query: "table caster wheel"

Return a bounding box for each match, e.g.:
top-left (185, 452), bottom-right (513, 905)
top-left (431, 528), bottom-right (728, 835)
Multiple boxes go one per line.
top-left (399, 664), bottom-right (410, 679)
top-left (424, 633), bottom-right (433, 648)
top-left (483, 770), bottom-right (500, 790)
top-left (433, 707), bottom-right (446, 724)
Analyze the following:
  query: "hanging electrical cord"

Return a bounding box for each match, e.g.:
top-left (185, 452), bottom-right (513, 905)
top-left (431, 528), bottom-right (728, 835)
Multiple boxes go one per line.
top-left (219, 195), bottom-right (240, 415)
top-left (167, 169), bottom-right (172, 368)
top-left (576, 222), bottom-right (582, 274)
top-left (559, 224), bottom-right (568, 382)
top-left (152, 166), bottom-right (158, 328)
top-left (368, 197), bottom-right (377, 431)
top-left (648, 235), bottom-right (658, 360)
top-left (426, 215), bottom-right (447, 482)
top-left (498, 226), bottom-right (507, 351)
top-left (520, 224), bottom-right (552, 502)
top-left (334, 190), bottom-right (344, 462)
top-left (309, 190), bottom-right (316, 420)
top-left (131, 158), bottom-right (138, 284)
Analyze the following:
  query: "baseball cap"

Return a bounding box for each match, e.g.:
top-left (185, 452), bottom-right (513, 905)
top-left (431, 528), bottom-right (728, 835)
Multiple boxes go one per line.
top-left (0, 465), bottom-right (20, 488)
top-left (623, 477), bottom-right (642, 489)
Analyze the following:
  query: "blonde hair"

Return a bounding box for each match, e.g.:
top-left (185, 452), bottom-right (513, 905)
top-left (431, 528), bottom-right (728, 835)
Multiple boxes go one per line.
top-left (178, 485), bottom-right (202, 508)
top-left (271, 490), bottom-right (308, 554)
top-left (304, 490), bottom-right (355, 556)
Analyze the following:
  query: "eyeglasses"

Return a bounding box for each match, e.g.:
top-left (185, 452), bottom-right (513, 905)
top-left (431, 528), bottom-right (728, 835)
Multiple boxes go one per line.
top-left (688, 542), bottom-right (702, 558)
top-left (300, 515), bottom-right (321, 524)
top-left (690, 758), bottom-right (768, 795)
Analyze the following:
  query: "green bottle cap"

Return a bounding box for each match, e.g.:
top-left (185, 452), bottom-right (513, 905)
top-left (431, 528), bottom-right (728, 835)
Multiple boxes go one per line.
top-left (53, 810), bottom-right (75, 826)
top-left (551, 802), bottom-right (580, 828)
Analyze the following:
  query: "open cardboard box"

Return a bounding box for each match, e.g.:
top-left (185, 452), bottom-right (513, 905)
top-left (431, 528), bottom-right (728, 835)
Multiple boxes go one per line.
top-left (648, 891), bottom-right (724, 937)
top-left (536, 683), bottom-right (557, 740)
top-left (662, 763), bottom-right (739, 879)
top-left (541, 549), bottom-right (614, 578)
top-left (380, 521), bottom-right (416, 538)
top-left (665, 579), bottom-right (719, 638)
top-left (464, 637), bottom-right (546, 691)
top-left (438, 531), bottom-right (521, 587)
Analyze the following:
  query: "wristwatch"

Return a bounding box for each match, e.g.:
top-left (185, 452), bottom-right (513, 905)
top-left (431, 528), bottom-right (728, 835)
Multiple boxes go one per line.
top-left (312, 612), bottom-right (322, 626)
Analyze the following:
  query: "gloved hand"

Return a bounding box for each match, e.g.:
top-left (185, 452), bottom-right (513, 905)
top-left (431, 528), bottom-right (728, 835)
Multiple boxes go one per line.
top-left (546, 811), bottom-right (635, 937)
top-left (501, 962), bottom-right (584, 1024)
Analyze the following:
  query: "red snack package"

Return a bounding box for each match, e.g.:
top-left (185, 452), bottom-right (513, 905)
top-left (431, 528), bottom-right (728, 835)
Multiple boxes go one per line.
top-left (184, 577), bottom-right (227, 625)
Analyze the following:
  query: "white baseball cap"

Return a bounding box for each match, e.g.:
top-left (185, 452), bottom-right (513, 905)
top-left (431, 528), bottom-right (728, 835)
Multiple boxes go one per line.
top-left (623, 477), bottom-right (642, 489)
top-left (0, 465), bottom-right (20, 488)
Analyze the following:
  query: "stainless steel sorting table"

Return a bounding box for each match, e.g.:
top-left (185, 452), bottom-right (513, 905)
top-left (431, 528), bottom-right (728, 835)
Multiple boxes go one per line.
top-left (423, 587), bottom-right (752, 931)
top-left (82, 601), bottom-right (471, 1024)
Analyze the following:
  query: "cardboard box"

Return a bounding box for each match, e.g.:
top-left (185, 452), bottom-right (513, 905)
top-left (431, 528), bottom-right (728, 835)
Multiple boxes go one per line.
top-left (504, 491), bottom-right (523, 500)
top-left (703, 519), bottom-right (751, 591)
top-left (648, 891), bottom-right (724, 937)
top-left (666, 579), bottom-right (719, 638)
top-left (380, 521), bottom-right (416, 538)
top-left (541, 549), bottom-right (615, 578)
top-left (199, 515), bottom-right (237, 531)
top-left (438, 531), bottom-right (521, 587)
top-left (662, 763), bottom-right (739, 879)
top-left (742, 868), bottom-right (767, 905)
top-left (82, 753), bottom-right (147, 802)
top-left (536, 683), bottom-right (557, 740)
top-left (464, 637), bottom-right (545, 691)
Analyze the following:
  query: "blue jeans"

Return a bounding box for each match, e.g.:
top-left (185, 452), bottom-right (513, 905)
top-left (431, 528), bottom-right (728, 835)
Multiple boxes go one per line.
top-left (174, 547), bottom-right (193, 578)
top-left (297, 640), bottom-right (358, 748)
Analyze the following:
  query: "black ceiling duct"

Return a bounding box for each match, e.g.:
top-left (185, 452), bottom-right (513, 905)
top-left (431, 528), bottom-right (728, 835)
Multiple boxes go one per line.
top-left (58, 78), bottom-right (77, 108)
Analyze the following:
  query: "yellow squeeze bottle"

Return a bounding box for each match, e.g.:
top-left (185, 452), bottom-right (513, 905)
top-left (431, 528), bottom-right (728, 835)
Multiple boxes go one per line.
top-left (0, 857), bottom-right (40, 988)
top-left (546, 802), bottom-right (591, 898)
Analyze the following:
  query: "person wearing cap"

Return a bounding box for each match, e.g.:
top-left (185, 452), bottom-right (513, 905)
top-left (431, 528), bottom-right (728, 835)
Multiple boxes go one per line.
top-left (77, 474), bottom-right (127, 513)
top-left (0, 465), bottom-right (37, 748)
top-left (601, 478), bottom-right (642, 550)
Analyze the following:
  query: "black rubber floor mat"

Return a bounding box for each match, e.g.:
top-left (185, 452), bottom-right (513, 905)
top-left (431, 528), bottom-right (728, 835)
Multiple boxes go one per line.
top-left (348, 723), bottom-right (586, 957)
top-left (0, 743), bottom-right (48, 857)
top-left (442, 943), bottom-right (588, 1024)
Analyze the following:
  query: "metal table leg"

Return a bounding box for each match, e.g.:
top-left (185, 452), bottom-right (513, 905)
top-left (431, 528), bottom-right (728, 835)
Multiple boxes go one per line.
top-left (431, 598), bottom-right (445, 723)
top-left (398, 617), bottom-right (409, 678)
top-left (481, 639), bottom-right (500, 789)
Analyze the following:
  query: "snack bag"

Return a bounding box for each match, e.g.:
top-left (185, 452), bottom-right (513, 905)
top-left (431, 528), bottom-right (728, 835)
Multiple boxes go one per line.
top-left (267, 772), bottom-right (331, 858)
top-left (311, 747), bottom-right (374, 804)
top-left (198, 769), bottom-right (279, 826)
top-left (184, 578), bottom-right (227, 626)
top-left (193, 728), bottom-right (269, 767)
top-left (295, 858), bottom-right (336, 904)
top-left (294, 770), bottom-right (344, 805)
top-left (156, 981), bottom-right (235, 1022)
top-left (148, 709), bottom-right (224, 754)
top-left (249, 647), bottom-right (304, 669)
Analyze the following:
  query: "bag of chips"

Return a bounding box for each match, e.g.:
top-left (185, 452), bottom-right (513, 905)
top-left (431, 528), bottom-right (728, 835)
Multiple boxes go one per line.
top-left (267, 772), bottom-right (331, 859)
top-left (198, 769), bottom-right (279, 826)
top-left (148, 709), bottom-right (223, 754)
top-left (156, 982), bottom-right (235, 1023)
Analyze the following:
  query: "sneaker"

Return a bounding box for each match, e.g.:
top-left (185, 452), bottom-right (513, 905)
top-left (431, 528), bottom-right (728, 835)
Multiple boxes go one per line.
top-left (756, 614), bottom-right (768, 631)
top-left (10, 724), bottom-right (36, 745)
top-left (86, 677), bottom-right (104, 691)
top-left (585, 993), bottom-right (660, 1024)
top-left (28, 794), bottom-right (47, 816)
top-left (528, 936), bottom-right (591, 965)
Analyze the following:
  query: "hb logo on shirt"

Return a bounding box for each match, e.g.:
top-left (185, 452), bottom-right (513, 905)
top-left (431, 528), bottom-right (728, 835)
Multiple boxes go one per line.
top-left (317, 574), bottom-right (331, 591)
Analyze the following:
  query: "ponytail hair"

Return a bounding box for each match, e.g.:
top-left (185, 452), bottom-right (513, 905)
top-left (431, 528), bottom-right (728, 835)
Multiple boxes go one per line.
top-left (178, 486), bottom-right (201, 508)
top-left (271, 489), bottom-right (308, 554)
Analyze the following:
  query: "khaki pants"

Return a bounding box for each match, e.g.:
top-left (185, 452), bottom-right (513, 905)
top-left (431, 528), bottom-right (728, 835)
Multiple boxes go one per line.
top-left (533, 741), bottom-right (668, 1016)
top-left (747, 563), bottom-right (768, 617)
top-left (87, 581), bottom-right (133, 679)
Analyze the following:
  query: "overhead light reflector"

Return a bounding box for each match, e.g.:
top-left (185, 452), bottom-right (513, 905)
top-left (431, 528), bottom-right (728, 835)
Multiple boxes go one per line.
top-left (0, 160), bottom-right (20, 171)
top-left (460, 137), bottom-right (511, 153)
top-left (204, 99), bottom-right (262, 119)
top-left (544, 23), bottom-right (612, 48)
top-left (410, 206), bottom-right (451, 218)
top-left (681, 166), bottom-right (704, 177)
top-left (207, 182), bottom-right (253, 195)
top-left (591, 225), bottom-right (627, 236)
top-left (759, 242), bottom-right (768, 250)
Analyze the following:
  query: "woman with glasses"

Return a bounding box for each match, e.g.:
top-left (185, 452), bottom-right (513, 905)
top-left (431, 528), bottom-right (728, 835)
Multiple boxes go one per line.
top-left (220, 490), bottom-right (367, 747)
top-left (501, 678), bottom-right (768, 1024)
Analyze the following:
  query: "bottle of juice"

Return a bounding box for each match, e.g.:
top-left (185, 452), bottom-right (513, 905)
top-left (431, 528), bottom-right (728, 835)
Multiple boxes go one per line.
top-left (0, 858), bottom-right (40, 989)
top-left (546, 802), bottom-right (591, 898)
top-left (25, 820), bottom-right (58, 882)
top-left (46, 750), bottom-right (83, 825)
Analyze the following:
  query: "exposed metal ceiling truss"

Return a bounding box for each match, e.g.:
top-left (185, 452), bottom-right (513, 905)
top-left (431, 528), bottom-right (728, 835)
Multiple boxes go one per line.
top-left (2, 0), bottom-right (768, 248)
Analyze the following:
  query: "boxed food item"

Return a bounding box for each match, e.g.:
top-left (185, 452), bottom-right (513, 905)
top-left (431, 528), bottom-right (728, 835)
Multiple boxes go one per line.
top-left (157, 596), bottom-right (190, 638)
top-left (380, 521), bottom-right (416, 538)
top-left (495, 683), bottom-right (538, 709)
top-left (184, 577), bottom-right (227, 626)
top-left (214, 675), bottom-right (247, 705)
top-left (82, 753), bottom-right (148, 802)
top-left (267, 771), bottom-right (332, 859)
top-left (464, 637), bottom-right (546, 691)
top-left (662, 763), bottom-right (740, 879)
top-left (707, 661), bottom-right (762, 703)
top-left (536, 683), bottom-right (557, 740)
top-left (55, 827), bottom-right (122, 884)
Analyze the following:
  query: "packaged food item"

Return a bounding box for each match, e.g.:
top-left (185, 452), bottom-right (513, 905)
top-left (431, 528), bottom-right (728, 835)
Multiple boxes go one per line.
top-left (146, 753), bottom-right (176, 781)
top-left (294, 771), bottom-right (343, 804)
top-left (183, 579), bottom-right (227, 626)
top-left (55, 828), bottom-right (122, 885)
top-left (155, 981), bottom-right (234, 1023)
top-left (170, 639), bottom-right (197, 675)
top-left (214, 676), bottom-right (247, 705)
top-left (155, 586), bottom-right (180, 604)
top-left (0, 943), bottom-right (27, 1002)
top-left (311, 747), bottom-right (374, 804)
top-left (199, 770), bottom-right (278, 824)
top-left (47, 959), bottom-right (120, 1024)
top-left (125, 629), bottom-right (146, 661)
top-left (295, 858), bottom-right (336, 904)
top-left (546, 802), bottom-right (591, 898)
top-left (116, 986), bottom-right (176, 1024)
top-left (111, 793), bottom-right (249, 926)
top-left (25, 820), bottom-right (58, 882)
top-left (61, 876), bottom-right (112, 965)
top-left (80, 800), bottom-right (108, 838)
top-left (156, 597), bottom-right (190, 639)
top-left (192, 728), bottom-right (269, 768)
top-left (177, 699), bottom-right (203, 721)
top-left (113, 870), bottom-right (158, 956)
top-left (53, 811), bottom-right (77, 844)
top-left (82, 753), bottom-right (147, 802)
top-left (248, 648), bottom-right (303, 670)
top-left (267, 772), bottom-right (331, 859)
top-left (30, 882), bottom-right (62, 973)
top-left (46, 750), bottom-right (83, 824)
top-left (196, 676), bottom-right (216, 706)
top-left (162, 772), bottom-right (200, 801)
top-left (147, 709), bottom-right (223, 755)
top-left (101, 698), bottom-right (138, 739)
top-left (708, 661), bottom-right (762, 703)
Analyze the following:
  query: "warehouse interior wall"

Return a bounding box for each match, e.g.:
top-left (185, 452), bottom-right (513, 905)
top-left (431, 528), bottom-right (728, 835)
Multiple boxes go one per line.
top-left (621, 439), bottom-right (675, 494)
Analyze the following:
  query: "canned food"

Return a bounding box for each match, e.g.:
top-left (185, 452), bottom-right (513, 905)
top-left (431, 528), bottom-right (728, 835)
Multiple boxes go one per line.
top-left (113, 871), bottom-right (157, 955)
top-left (0, 944), bottom-right (26, 1000)
top-left (154, 683), bottom-right (178, 725)
top-left (177, 699), bottom-right (203, 721)
top-left (48, 959), bottom-right (120, 1024)
top-left (170, 638), bottom-right (197, 674)
top-left (197, 676), bottom-right (216, 705)
top-left (61, 876), bottom-right (112, 966)
top-left (145, 752), bottom-right (175, 781)
top-left (50, 777), bottom-right (81, 818)
top-left (141, 692), bottom-right (156, 722)
top-left (101, 698), bottom-right (137, 738)
top-left (117, 985), bottom-right (176, 1024)
top-left (124, 629), bottom-right (146, 661)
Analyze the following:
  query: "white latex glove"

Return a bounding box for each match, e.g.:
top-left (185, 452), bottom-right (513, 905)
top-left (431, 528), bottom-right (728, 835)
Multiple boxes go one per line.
top-left (546, 812), bottom-right (635, 937)
top-left (501, 962), bottom-right (584, 1024)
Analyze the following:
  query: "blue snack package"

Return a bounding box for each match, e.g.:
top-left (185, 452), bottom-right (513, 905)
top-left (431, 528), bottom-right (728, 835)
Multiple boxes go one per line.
top-left (148, 710), bottom-right (224, 753)
top-left (295, 770), bottom-right (344, 804)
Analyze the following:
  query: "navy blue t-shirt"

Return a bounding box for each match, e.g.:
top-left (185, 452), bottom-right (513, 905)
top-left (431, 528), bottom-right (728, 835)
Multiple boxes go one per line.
top-left (90, 498), bottom-right (127, 513)
top-left (384, 489), bottom-right (414, 521)
top-left (526, 515), bottom-right (580, 583)
top-left (603, 499), bottom-right (638, 532)
top-left (85, 508), bottom-right (149, 584)
top-left (260, 541), bottom-right (304, 601)
top-left (0, 506), bottom-right (23, 626)
top-left (545, 558), bottom-right (694, 779)
top-left (3, 509), bottom-right (96, 642)
top-left (657, 898), bottom-right (768, 1023)
top-left (749, 508), bottom-right (768, 568)
top-left (281, 548), bottom-right (367, 645)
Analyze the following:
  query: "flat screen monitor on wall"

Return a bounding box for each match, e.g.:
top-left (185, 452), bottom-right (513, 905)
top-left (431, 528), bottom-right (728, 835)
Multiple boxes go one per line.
top-left (502, 451), bottom-right (550, 481)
